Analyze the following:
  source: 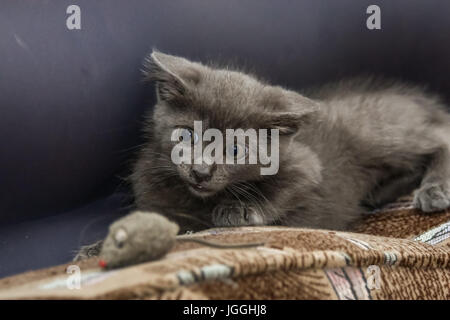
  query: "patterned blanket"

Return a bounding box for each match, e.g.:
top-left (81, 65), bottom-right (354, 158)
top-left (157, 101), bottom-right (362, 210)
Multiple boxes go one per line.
top-left (0, 196), bottom-right (449, 299)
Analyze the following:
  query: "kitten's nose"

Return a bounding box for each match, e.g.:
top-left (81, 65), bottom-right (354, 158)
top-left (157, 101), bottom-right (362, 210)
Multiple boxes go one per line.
top-left (191, 164), bottom-right (214, 182)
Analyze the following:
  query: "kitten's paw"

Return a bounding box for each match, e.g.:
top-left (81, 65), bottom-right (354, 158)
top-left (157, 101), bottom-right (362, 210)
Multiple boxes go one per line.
top-left (211, 204), bottom-right (264, 227)
top-left (73, 240), bottom-right (103, 261)
top-left (413, 182), bottom-right (450, 213)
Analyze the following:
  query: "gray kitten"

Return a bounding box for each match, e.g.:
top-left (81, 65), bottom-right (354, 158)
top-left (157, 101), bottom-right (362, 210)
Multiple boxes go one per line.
top-left (74, 51), bottom-right (450, 260)
top-left (130, 50), bottom-right (450, 232)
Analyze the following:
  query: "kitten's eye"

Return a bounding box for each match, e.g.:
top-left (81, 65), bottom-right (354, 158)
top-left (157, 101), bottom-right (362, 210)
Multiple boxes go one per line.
top-left (114, 228), bottom-right (128, 248)
top-left (177, 128), bottom-right (199, 144)
top-left (228, 144), bottom-right (248, 160)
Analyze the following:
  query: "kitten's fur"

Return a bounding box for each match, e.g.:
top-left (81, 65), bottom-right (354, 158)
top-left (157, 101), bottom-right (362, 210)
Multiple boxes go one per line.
top-left (129, 51), bottom-right (450, 232)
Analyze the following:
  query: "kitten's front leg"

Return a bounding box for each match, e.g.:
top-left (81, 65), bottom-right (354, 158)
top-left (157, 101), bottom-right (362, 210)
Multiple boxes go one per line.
top-left (211, 201), bottom-right (265, 227)
top-left (414, 144), bottom-right (450, 212)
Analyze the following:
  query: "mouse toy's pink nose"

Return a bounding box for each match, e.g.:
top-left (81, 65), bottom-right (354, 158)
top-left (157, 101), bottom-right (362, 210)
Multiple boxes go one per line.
top-left (98, 259), bottom-right (107, 268)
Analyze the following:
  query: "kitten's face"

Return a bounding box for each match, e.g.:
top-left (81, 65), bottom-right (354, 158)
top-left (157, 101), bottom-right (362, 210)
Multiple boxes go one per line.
top-left (140, 51), bottom-right (316, 198)
top-left (157, 118), bottom-right (269, 198)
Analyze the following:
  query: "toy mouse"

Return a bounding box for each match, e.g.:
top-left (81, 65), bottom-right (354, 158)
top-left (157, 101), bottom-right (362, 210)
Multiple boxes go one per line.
top-left (98, 211), bottom-right (264, 269)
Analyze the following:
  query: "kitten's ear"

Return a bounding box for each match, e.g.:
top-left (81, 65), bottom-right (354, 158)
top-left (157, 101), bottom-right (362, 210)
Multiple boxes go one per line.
top-left (143, 50), bottom-right (203, 102)
top-left (266, 110), bottom-right (316, 135)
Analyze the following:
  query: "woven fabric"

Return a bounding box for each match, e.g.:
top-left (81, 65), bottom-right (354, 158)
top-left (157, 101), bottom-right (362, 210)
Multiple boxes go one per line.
top-left (0, 196), bottom-right (449, 300)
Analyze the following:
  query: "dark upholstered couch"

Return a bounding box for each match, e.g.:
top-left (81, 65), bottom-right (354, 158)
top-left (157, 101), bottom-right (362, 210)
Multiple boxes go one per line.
top-left (1, 0), bottom-right (449, 278)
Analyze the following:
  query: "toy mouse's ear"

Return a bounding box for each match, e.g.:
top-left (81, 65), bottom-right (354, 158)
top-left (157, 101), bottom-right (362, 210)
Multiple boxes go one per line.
top-left (113, 228), bottom-right (128, 248)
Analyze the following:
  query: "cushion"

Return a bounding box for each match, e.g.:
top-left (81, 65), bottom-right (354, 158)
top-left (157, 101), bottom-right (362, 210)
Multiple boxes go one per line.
top-left (0, 195), bottom-right (449, 300)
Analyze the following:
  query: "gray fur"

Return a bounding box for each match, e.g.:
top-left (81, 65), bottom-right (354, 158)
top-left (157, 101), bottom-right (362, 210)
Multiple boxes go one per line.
top-left (131, 51), bottom-right (450, 232)
top-left (99, 211), bottom-right (179, 269)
